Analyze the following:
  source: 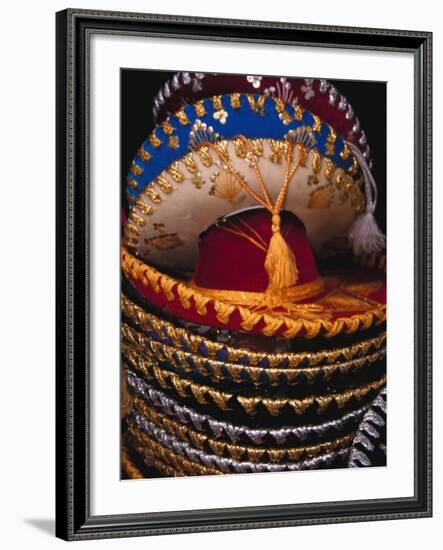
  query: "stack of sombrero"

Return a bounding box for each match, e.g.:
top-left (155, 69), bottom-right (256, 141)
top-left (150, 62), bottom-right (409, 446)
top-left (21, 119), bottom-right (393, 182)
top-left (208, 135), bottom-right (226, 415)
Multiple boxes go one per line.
top-left (120, 73), bottom-right (387, 478)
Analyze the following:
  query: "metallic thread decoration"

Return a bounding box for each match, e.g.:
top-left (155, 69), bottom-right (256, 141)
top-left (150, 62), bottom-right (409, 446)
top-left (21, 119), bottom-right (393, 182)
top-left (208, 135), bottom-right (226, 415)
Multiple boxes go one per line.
top-left (172, 74), bottom-right (180, 90)
top-left (348, 388), bottom-right (386, 468)
top-left (319, 79), bottom-right (328, 93)
top-left (338, 95), bottom-right (348, 111)
top-left (125, 369), bottom-right (371, 446)
top-left (345, 104), bottom-right (354, 121)
top-left (129, 414), bottom-right (351, 473)
top-left (328, 86), bottom-right (338, 105)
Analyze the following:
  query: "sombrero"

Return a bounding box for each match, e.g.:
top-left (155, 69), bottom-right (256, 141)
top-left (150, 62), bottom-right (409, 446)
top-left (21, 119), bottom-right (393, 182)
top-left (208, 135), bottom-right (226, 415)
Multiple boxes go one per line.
top-left (152, 73), bottom-right (371, 166)
top-left (121, 74), bottom-right (387, 479)
top-left (121, 293), bottom-right (386, 367)
top-left (122, 85), bottom-right (386, 338)
top-left (121, 321), bottom-right (386, 390)
top-left (348, 388), bottom-right (386, 467)
top-left (122, 208), bottom-right (386, 339)
top-left (125, 367), bottom-right (373, 446)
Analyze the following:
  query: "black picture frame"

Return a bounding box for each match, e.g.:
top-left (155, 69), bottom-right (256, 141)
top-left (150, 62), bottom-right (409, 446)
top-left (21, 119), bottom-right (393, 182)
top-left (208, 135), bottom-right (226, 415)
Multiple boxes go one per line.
top-left (55, 8), bottom-right (432, 541)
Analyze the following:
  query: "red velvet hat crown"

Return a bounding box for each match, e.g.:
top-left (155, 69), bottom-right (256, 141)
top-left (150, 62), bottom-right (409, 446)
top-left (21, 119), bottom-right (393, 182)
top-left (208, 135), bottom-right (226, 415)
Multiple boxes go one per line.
top-left (194, 208), bottom-right (319, 293)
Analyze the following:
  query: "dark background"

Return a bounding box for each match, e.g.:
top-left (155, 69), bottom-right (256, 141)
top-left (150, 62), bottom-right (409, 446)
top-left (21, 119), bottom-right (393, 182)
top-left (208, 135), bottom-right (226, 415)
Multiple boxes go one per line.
top-left (121, 69), bottom-right (386, 233)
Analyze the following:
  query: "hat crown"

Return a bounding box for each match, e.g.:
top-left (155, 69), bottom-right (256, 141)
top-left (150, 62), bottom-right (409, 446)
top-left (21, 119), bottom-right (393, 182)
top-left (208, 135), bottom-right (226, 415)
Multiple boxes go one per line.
top-left (193, 208), bottom-right (319, 293)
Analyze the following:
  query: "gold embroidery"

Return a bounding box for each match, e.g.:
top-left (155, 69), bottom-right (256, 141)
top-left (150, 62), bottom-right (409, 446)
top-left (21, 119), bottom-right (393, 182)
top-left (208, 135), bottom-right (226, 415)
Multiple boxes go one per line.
top-left (212, 96), bottom-right (223, 111)
top-left (274, 98), bottom-right (285, 113)
top-left (230, 93), bottom-right (241, 109)
top-left (132, 397), bottom-right (356, 464)
top-left (124, 236), bottom-right (139, 248)
top-left (121, 248), bottom-right (386, 340)
top-left (334, 168), bottom-right (346, 190)
top-left (192, 175), bottom-right (205, 189)
top-left (143, 187), bottom-right (162, 204)
top-left (197, 146), bottom-right (213, 167)
top-left (161, 120), bottom-right (175, 135)
top-left (308, 149), bottom-right (322, 185)
top-left (326, 125), bottom-right (337, 156)
top-left (127, 425), bottom-right (221, 476)
top-left (125, 223), bottom-right (140, 236)
top-left (214, 140), bottom-right (229, 158)
top-left (155, 174), bottom-right (173, 194)
top-left (134, 199), bottom-right (153, 216)
top-left (123, 340), bottom-right (386, 417)
top-left (168, 136), bottom-right (180, 149)
top-left (122, 323), bottom-right (385, 388)
top-left (348, 156), bottom-right (358, 176)
top-left (292, 103), bottom-right (304, 121)
top-left (269, 140), bottom-right (288, 163)
top-left (121, 446), bottom-right (144, 479)
top-left (209, 172), bottom-right (244, 204)
top-left (194, 100), bottom-right (206, 117)
top-left (311, 149), bottom-right (322, 174)
top-left (131, 161), bottom-right (144, 176)
top-left (286, 126), bottom-right (317, 149)
top-left (166, 162), bottom-right (185, 182)
top-left (176, 108), bottom-right (190, 125)
top-left (247, 94), bottom-right (266, 114)
top-left (130, 213), bottom-right (145, 227)
top-left (340, 143), bottom-right (351, 161)
top-left (137, 144), bottom-right (151, 162)
top-left (148, 130), bottom-right (162, 149)
top-left (121, 294), bottom-right (386, 367)
top-left (312, 114), bottom-right (322, 133)
top-left (308, 184), bottom-right (334, 209)
top-left (251, 139), bottom-right (264, 158)
top-left (127, 176), bottom-right (138, 190)
top-left (233, 137), bottom-right (247, 158)
top-left (182, 153), bottom-right (198, 174)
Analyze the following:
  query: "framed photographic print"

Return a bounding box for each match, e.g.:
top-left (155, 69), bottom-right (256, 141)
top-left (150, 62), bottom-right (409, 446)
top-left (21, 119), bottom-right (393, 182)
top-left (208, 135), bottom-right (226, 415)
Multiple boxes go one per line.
top-left (55, 8), bottom-right (432, 541)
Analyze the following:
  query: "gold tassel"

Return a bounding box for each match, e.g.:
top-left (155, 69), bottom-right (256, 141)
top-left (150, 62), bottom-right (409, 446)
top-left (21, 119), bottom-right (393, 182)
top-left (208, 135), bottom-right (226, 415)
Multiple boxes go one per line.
top-left (264, 214), bottom-right (298, 291)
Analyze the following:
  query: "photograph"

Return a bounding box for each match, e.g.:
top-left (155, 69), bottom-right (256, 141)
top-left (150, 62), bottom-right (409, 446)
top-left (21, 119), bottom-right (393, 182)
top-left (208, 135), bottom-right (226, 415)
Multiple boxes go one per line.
top-left (120, 70), bottom-right (388, 479)
top-left (53, 8), bottom-right (432, 541)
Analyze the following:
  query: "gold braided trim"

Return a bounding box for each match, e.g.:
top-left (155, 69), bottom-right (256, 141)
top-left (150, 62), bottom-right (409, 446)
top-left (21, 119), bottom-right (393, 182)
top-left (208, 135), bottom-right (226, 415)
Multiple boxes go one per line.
top-left (122, 343), bottom-right (387, 416)
top-left (131, 399), bottom-right (355, 463)
top-left (121, 446), bottom-right (145, 479)
top-left (190, 278), bottom-right (326, 308)
top-left (122, 248), bottom-right (386, 339)
top-left (121, 294), bottom-right (387, 368)
top-left (126, 430), bottom-right (221, 476)
top-left (122, 323), bottom-right (386, 386)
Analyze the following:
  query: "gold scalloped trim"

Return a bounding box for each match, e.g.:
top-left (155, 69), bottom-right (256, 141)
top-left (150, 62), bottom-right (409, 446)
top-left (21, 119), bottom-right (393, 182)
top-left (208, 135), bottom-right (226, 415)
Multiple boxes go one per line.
top-left (127, 423), bottom-right (352, 476)
top-left (131, 398), bottom-right (355, 464)
top-left (122, 343), bottom-right (387, 417)
top-left (127, 430), bottom-right (221, 476)
top-left (121, 248), bottom-right (386, 339)
top-left (121, 446), bottom-right (144, 479)
top-left (121, 294), bottom-right (386, 367)
top-left (122, 322), bottom-right (386, 386)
